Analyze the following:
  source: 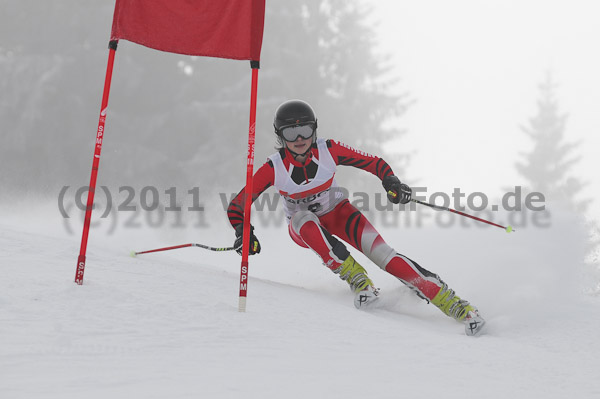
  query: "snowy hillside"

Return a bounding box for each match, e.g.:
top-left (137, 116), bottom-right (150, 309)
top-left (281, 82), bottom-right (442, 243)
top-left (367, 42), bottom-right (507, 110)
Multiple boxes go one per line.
top-left (1, 204), bottom-right (599, 399)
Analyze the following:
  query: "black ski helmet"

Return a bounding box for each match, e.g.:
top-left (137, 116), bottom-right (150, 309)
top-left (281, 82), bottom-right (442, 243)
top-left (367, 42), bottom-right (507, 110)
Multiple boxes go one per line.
top-left (273, 100), bottom-right (318, 139)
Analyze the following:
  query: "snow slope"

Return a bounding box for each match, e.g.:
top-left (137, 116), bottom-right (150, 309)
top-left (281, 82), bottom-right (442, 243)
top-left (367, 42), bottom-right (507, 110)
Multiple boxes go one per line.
top-left (1, 204), bottom-right (599, 399)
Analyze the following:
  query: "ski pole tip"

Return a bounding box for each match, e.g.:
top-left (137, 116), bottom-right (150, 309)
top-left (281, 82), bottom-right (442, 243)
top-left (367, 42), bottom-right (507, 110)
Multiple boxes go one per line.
top-left (130, 250), bottom-right (137, 257)
top-left (505, 225), bottom-right (514, 233)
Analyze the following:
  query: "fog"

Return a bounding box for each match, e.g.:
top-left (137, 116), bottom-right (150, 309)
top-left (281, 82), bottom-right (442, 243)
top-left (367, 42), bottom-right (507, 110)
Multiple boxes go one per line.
top-left (1, 2), bottom-right (600, 396)
top-left (1, 1), bottom-right (598, 271)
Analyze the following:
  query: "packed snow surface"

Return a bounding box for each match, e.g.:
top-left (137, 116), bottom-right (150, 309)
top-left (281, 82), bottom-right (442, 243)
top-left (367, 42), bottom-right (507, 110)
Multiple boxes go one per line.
top-left (1, 204), bottom-right (599, 398)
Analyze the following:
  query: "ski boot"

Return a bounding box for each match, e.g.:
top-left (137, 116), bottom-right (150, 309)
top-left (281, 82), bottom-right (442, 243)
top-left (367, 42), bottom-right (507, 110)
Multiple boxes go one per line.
top-left (354, 284), bottom-right (380, 309)
top-left (431, 283), bottom-right (485, 336)
top-left (332, 254), bottom-right (380, 309)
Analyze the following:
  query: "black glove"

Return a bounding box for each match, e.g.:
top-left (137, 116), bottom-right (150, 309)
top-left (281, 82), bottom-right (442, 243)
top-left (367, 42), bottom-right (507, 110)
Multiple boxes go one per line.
top-left (382, 175), bottom-right (412, 204)
top-left (234, 224), bottom-right (261, 256)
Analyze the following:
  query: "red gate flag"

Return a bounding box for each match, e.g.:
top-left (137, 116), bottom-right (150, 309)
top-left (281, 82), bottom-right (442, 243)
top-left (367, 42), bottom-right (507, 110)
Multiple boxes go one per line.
top-left (110, 0), bottom-right (266, 60)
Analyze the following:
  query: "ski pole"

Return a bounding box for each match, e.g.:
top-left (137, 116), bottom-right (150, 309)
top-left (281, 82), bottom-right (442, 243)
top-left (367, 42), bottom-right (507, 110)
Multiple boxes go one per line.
top-left (410, 198), bottom-right (515, 233)
top-left (131, 242), bottom-right (241, 257)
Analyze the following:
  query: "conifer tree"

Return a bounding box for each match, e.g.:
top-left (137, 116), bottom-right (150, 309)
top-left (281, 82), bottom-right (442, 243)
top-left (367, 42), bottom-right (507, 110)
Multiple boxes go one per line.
top-left (517, 74), bottom-right (598, 265)
top-left (1, 1), bottom-right (410, 199)
top-left (516, 74), bottom-right (589, 213)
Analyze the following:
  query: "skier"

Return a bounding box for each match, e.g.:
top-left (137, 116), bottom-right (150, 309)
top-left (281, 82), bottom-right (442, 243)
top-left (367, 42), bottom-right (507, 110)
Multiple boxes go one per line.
top-left (227, 99), bottom-right (485, 336)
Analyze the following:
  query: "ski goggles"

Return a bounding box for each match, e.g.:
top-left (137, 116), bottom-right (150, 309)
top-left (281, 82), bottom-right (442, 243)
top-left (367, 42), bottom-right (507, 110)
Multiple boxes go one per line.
top-left (280, 123), bottom-right (316, 142)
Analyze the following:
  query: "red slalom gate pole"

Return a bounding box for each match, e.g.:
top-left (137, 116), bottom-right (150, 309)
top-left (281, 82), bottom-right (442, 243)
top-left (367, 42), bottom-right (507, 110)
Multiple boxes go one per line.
top-left (238, 61), bottom-right (260, 312)
top-left (75, 40), bottom-right (119, 285)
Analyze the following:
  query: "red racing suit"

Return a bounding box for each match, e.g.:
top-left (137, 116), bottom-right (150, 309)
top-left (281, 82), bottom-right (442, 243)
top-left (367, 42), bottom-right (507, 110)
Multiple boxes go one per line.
top-left (227, 139), bottom-right (443, 301)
